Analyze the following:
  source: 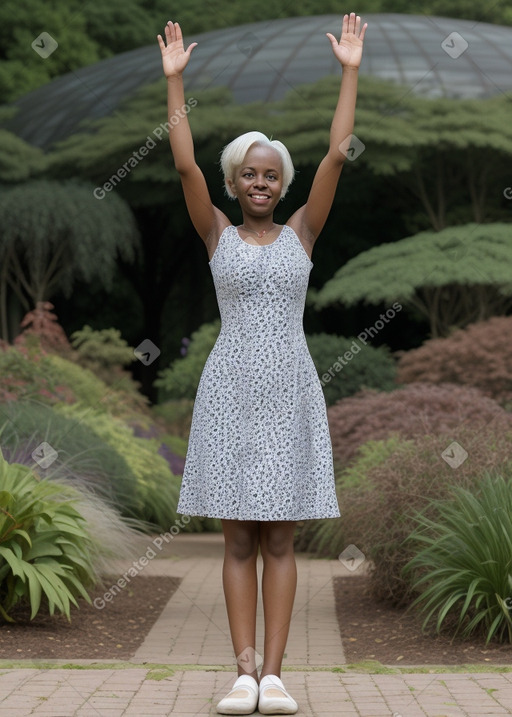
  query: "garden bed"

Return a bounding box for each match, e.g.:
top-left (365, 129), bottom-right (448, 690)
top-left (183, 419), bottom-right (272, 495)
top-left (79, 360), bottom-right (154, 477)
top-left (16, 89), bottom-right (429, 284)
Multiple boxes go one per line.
top-left (0, 575), bottom-right (180, 660)
top-left (334, 575), bottom-right (512, 666)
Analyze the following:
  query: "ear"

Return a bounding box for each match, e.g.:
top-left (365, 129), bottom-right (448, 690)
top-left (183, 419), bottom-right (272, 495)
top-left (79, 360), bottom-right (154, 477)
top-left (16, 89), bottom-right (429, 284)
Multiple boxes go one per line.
top-left (226, 177), bottom-right (236, 196)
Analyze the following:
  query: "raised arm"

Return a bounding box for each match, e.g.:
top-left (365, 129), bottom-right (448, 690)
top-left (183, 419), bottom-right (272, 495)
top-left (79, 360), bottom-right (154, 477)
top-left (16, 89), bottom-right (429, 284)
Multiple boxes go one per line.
top-left (289, 13), bottom-right (367, 242)
top-left (157, 21), bottom-right (220, 242)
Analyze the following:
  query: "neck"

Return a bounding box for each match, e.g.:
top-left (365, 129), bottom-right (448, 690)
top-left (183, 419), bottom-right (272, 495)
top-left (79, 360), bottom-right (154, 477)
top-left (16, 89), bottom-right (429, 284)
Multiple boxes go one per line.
top-left (241, 221), bottom-right (276, 238)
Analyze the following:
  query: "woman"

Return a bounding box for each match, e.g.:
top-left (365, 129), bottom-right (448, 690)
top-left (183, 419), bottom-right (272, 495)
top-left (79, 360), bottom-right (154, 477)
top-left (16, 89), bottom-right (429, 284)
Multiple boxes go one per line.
top-left (158, 12), bottom-right (366, 715)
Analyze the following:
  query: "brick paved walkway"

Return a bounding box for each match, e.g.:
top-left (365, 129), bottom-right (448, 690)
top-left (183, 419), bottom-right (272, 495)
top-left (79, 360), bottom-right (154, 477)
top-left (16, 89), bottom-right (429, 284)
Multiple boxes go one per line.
top-left (1, 533), bottom-right (511, 716)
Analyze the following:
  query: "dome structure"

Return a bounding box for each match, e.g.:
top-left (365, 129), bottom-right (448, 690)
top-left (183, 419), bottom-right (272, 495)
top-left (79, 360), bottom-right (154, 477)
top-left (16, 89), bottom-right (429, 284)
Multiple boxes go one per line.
top-left (8, 14), bottom-right (512, 149)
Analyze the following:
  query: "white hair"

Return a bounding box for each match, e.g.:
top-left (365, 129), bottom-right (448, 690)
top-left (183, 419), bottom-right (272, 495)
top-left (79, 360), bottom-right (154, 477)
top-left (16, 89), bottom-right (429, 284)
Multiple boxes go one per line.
top-left (220, 131), bottom-right (295, 200)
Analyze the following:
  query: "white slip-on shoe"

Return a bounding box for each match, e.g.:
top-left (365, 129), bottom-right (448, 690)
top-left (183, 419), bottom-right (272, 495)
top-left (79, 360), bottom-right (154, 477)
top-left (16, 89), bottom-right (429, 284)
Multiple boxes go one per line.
top-left (258, 674), bottom-right (298, 715)
top-left (216, 674), bottom-right (259, 715)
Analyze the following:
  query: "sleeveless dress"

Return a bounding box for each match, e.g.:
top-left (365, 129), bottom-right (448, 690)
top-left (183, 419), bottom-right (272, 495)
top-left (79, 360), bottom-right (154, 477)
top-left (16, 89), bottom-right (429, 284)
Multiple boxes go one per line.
top-left (177, 224), bottom-right (340, 521)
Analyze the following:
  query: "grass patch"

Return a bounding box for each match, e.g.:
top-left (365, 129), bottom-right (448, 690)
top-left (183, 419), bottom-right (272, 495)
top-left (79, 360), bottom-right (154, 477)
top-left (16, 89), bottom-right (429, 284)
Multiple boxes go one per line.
top-left (0, 660), bottom-right (511, 674)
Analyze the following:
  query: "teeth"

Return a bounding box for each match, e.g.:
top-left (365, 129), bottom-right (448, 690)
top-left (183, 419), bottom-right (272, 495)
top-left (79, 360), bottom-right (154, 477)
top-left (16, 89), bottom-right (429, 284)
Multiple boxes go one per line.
top-left (251, 195), bottom-right (269, 199)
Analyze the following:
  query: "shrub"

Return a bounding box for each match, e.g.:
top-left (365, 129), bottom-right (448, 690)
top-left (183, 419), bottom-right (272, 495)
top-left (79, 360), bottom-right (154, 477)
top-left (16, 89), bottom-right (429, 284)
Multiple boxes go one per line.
top-left (70, 325), bottom-right (134, 368)
top-left (54, 403), bottom-right (202, 531)
top-left (327, 382), bottom-right (512, 467)
top-left (14, 301), bottom-right (71, 354)
top-left (153, 400), bottom-right (194, 439)
top-left (43, 353), bottom-right (148, 417)
top-left (294, 437), bottom-right (401, 555)
top-left (397, 316), bottom-right (512, 407)
top-left (403, 473), bottom-right (512, 644)
top-left (305, 333), bottom-right (398, 406)
top-left (300, 427), bottom-right (512, 606)
top-left (70, 325), bottom-right (146, 403)
top-left (0, 401), bottom-right (139, 514)
top-left (0, 343), bottom-right (142, 415)
top-left (0, 345), bottom-right (75, 404)
top-left (0, 449), bottom-right (144, 621)
top-left (155, 319), bottom-right (220, 400)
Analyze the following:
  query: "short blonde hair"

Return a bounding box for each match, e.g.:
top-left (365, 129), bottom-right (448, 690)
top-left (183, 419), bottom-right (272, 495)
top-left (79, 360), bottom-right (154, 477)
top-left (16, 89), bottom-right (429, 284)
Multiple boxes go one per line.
top-left (220, 131), bottom-right (295, 200)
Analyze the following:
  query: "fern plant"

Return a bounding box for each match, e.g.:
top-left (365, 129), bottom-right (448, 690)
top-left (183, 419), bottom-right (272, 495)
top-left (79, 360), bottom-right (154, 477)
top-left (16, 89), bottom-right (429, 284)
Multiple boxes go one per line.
top-left (403, 473), bottom-right (512, 644)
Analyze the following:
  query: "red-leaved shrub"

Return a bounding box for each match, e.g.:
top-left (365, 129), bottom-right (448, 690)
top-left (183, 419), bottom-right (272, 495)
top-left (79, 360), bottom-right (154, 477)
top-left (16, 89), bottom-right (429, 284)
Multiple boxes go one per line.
top-left (14, 301), bottom-right (71, 354)
top-left (295, 426), bottom-right (512, 605)
top-left (339, 427), bottom-right (512, 605)
top-left (327, 382), bottom-right (512, 466)
top-left (396, 316), bottom-right (512, 406)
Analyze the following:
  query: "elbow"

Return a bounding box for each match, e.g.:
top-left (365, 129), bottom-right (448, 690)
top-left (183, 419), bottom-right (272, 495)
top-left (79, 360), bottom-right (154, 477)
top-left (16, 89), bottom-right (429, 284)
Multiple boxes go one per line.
top-left (326, 149), bottom-right (346, 169)
top-left (174, 161), bottom-right (196, 176)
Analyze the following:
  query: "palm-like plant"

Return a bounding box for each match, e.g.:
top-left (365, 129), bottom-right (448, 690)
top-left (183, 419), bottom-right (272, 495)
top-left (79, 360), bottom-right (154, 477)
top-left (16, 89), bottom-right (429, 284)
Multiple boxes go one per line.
top-left (403, 473), bottom-right (512, 644)
top-left (0, 450), bottom-right (95, 621)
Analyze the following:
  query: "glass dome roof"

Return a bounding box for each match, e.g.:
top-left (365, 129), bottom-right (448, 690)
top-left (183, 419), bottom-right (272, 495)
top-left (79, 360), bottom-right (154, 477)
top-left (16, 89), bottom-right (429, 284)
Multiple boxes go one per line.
top-left (8, 13), bottom-right (512, 148)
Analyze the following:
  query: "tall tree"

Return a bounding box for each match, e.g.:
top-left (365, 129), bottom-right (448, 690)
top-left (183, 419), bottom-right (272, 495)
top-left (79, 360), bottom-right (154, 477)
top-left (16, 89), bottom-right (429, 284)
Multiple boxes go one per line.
top-left (0, 180), bottom-right (140, 341)
top-left (0, 108), bottom-right (45, 181)
top-left (45, 76), bottom-right (512, 391)
top-left (311, 223), bottom-right (512, 337)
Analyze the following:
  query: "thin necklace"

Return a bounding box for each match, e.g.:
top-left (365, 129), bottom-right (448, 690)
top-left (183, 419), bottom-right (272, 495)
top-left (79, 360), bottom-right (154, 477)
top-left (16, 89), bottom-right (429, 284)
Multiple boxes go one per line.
top-left (240, 223), bottom-right (276, 238)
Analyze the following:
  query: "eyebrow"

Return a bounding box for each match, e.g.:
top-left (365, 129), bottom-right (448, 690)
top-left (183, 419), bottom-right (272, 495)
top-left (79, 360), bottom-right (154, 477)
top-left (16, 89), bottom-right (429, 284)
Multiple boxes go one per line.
top-left (241, 166), bottom-right (279, 172)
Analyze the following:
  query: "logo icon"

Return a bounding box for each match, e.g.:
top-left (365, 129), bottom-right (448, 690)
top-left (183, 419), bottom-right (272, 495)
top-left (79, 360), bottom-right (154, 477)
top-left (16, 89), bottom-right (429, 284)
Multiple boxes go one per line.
top-left (237, 32), bottom-right (263, 58)
top-left (338, 134), bottom-right (365, 161)
top-left (338, 544), bottom-right (366, 572)
top-left (441, 32), bottom-right (468, 59)
top-left (31, 32), bottom-right (58, 59)
top-left (134, 339), bottom-right (161, 366)
top-left (441, 441), bottom-right (468, 469)
top-left (32, 442), bottom-right (58, 469)
top-left (236, 646), bottom-right (263, 672)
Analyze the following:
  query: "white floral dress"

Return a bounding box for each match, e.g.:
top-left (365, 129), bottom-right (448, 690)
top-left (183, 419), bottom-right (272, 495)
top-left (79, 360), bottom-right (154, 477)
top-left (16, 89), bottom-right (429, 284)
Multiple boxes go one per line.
top-left (177, 224), bottom-right (340, 521)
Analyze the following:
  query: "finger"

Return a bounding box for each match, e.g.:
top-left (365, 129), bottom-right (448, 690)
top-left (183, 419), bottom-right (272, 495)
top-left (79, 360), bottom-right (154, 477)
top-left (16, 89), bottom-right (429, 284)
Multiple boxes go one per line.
top-left (157, 34), bottom-right (165, 50)
top-left (342, 13), bottom-right (348, 38)
top-left (359, 22), bottom-right (368, 42)
top-left (355, 14), bottom-right (361, 35)
top-left (175, 21), bottom-right (183, 42)
top-left (185, 42), bottom-right (198, 56)
top-left (326, 32), bottom-right (338, 47)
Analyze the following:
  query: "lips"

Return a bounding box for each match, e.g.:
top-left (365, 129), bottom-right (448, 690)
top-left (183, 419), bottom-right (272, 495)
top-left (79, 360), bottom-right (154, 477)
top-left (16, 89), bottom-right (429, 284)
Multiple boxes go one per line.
top-left (249, 193), bottom-right (271, 203)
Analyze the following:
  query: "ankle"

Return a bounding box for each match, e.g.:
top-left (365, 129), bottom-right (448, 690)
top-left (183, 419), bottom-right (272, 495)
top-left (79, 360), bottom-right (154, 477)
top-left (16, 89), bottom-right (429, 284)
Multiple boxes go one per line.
top-left (260, 669), bottom-right (281, 679)
top-left (238, 668), bottom-right (259, 682)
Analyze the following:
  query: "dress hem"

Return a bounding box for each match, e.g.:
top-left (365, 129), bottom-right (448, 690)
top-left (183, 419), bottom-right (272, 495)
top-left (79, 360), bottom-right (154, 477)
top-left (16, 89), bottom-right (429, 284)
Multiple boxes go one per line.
top-left (177, 510), bottom-right (341, 521)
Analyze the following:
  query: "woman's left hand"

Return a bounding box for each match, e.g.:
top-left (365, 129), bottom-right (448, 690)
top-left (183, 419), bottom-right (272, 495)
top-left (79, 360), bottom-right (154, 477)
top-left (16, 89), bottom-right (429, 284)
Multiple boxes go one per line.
top-left (327, 12), bottom-right (367, 68)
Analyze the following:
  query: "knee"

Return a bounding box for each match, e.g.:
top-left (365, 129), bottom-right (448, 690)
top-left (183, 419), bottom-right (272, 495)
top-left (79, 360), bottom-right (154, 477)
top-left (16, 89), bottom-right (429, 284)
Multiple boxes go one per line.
top-left (261, 530), bottom-right (295, 560)
top-left (224, 531), bottom-right (259, 561)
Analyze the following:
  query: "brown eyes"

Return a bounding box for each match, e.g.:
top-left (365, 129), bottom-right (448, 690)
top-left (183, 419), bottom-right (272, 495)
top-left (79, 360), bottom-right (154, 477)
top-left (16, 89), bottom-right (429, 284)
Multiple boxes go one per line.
top-left (242, 172), bottom-right (277, 180)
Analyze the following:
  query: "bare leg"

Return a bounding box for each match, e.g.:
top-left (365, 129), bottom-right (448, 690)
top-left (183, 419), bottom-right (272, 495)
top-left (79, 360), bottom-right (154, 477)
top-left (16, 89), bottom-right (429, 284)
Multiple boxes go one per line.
top-left (221, 519), bottom-right (260, 681)
top-left (259, 521), bottom-right (297, 678)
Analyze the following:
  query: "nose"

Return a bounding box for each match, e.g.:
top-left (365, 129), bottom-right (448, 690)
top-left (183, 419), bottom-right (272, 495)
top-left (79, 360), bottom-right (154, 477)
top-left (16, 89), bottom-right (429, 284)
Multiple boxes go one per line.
top-left (254, 174), bottom-right (268, 188)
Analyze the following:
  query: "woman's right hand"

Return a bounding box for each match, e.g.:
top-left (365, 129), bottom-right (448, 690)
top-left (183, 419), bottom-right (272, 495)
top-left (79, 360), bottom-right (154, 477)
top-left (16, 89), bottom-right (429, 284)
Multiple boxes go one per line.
top-left (157, 21), bottom-right (197, 78)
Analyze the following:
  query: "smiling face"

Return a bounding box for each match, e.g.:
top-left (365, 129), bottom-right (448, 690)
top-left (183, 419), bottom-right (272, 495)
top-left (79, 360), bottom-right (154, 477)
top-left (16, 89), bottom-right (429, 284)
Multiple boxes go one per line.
top-left (227, 143), bottom-right (284, 219)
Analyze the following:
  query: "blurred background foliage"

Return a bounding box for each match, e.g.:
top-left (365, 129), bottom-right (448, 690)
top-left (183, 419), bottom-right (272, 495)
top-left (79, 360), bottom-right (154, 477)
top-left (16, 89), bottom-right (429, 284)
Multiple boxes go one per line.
top-left (1, 0), bottom-right (512, 633)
